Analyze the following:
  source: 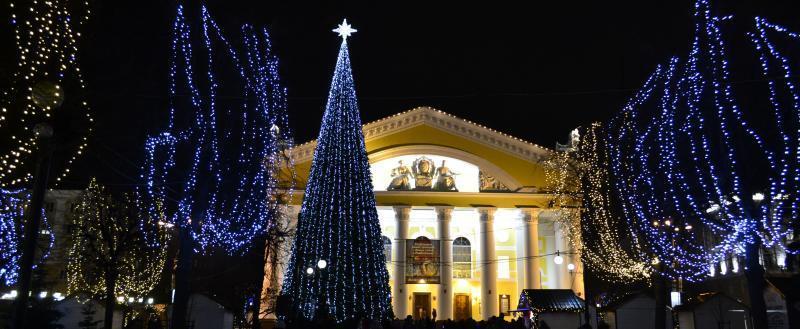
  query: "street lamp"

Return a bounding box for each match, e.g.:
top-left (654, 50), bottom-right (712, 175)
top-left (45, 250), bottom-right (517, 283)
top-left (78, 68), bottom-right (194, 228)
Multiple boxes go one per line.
top-left (553, 251), bottom-right (564, 265)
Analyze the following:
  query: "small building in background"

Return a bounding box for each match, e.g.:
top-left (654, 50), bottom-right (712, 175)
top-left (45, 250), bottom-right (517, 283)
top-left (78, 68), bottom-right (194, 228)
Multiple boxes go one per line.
top-left (514, 289), bottom-right (595, 329)
top-left (601, 293), bottom-right (672, 329)
top-left (675, 292), bottom-right (751, 329)
top-left (55, 297), bottom-right (123, 329)
top-left (171, 294), bottom-right (233, 329)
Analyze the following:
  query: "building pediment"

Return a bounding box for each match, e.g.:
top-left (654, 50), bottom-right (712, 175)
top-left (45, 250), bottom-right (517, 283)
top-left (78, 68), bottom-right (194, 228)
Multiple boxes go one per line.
top-left (290, 106), bottom-right (552, 165)
top-left (287, 106), bottom-right (554, 192)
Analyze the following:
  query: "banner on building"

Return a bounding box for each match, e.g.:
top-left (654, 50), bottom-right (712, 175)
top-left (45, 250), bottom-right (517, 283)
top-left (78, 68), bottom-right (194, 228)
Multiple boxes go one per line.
top-left (405, 236), bottom-right (440, 284)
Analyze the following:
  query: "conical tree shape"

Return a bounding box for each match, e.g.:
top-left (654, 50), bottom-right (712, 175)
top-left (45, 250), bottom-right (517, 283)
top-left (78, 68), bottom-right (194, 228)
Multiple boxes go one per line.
top-left (281, 39), bottom-right (392, 322)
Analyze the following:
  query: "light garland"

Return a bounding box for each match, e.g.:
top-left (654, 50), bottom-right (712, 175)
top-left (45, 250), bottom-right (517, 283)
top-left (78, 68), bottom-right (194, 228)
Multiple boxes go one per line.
top-left (141, 4), bottom-right (292, 255)
top-left (604, 0), bottom-right (799, 282)
top-left (280, 20), bottom-right (393, 323)
top-left (66, 180), bottom-right (167, 300)
top-left (548, 124), bottom-right (652, 283)
top-left (748, 17), bottom-right (800, 255)
top-left (609, 57), bottom-right (724, 281)
top-left (0, 0), bottom-right (94, 188)
top-left (0, 188), bottom-right (53, 287)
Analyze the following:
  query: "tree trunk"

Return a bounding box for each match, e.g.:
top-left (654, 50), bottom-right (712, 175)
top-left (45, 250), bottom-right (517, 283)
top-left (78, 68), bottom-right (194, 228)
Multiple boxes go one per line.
top-left (171, 226), bottom-right (194, 329)
top-left (104, 271), bottom-right (118, 329)
top-left (653, 265), bottom-right (667, 329)
top-left (745, 239), bottom-right (767, 329)
top-left (12, 130), bottom-right (53, 329)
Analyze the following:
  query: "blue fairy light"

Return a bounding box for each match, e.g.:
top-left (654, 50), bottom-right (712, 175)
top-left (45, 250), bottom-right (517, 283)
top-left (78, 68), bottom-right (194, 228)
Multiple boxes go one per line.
top-left (142, 5), bottom-right (292, 255)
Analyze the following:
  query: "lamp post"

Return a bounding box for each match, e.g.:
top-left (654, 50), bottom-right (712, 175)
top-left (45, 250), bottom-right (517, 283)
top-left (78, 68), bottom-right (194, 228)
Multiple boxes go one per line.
top-left (309, 259), bottom-right (328, 322)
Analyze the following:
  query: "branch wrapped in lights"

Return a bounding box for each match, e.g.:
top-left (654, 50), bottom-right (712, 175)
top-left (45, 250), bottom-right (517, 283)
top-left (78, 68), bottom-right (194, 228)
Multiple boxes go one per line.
top-left (608, 59), bottom-right (714, 281)
top-left (0, 0), bottom-right (94, 187)
top-left (545, 124), bottom-right (653, 284)
top-left (0, 189), bottom-right (53, 287)
top-left (66, 180), bottom-right (168, 299)
top-left (280, 21), bottom-right (393, 323)
top-left (605, 0), bottom-right (799, 281)
top-left (142, 5), bottom-right (292, 255)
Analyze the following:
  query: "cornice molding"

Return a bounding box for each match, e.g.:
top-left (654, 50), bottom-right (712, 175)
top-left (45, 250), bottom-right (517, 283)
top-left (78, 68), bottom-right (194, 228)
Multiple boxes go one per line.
top-left (289, 106), bottom-right (553, 164)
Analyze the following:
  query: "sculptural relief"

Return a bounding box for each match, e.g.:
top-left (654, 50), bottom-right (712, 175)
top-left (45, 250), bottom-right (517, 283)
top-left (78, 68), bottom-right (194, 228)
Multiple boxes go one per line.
top-left (479, 171), bottom-right (509, 191)
top-left (434, 160), bottom-right (458, 191)
top-left (412, 156), bottom-right (436, 190)
top-left (387, 160), bottom-right (412, 190)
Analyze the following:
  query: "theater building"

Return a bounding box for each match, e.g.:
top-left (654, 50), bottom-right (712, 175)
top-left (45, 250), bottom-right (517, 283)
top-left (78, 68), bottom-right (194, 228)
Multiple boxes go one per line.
top-left (263, 106), bottom-right (584, 321)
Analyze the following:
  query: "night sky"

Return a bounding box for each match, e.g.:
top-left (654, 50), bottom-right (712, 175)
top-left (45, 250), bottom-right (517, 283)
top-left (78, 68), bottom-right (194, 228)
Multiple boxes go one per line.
top-left (1, 0), bottom-right (797, 187)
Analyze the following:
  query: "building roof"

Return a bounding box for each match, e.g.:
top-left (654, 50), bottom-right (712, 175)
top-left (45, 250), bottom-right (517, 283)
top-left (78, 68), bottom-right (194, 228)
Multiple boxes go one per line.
top-left (290, 106), bottom-right (552, 165)
top-left (280, 106), bottom-right (560, 207)
top-left (673, 292), bottom-right (747, 312)
top-left (516, 289), bottom-right (585, 313)
top-left (601, 291), bottom-right (653, 311)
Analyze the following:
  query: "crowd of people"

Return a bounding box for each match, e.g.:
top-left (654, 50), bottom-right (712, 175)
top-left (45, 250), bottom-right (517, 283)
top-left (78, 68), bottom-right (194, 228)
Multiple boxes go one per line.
top-left (281, 315), bottom-right (603, 329)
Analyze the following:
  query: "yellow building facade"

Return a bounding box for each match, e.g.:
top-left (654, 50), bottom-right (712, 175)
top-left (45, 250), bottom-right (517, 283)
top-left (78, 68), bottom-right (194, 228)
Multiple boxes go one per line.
top-left (266, 106), bottom-right (584, 321)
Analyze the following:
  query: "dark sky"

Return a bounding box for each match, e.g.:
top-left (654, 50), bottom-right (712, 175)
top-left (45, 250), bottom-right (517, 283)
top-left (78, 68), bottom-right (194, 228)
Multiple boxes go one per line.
top-left (2, 0), bottom-right (798, 187)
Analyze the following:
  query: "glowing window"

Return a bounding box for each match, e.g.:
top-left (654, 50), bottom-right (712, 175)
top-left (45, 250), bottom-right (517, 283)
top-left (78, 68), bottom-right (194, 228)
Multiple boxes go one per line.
top-left (453, 237), bottom-right (472, 278)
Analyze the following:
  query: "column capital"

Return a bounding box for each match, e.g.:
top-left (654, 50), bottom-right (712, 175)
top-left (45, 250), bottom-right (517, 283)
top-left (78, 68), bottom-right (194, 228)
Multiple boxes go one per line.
top-left (517, 207), bottom-right (540, 223)
top-left (393, 205), bottom-right (411, 218)
top-left (434, 206), bottom-right (454, 216)
top-left (475, 206), bottom-right (496, 221)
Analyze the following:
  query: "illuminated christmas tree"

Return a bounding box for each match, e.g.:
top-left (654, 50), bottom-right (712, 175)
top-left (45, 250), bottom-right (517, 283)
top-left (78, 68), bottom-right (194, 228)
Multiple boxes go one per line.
top-left (280, 20), bottom-right (393, 323)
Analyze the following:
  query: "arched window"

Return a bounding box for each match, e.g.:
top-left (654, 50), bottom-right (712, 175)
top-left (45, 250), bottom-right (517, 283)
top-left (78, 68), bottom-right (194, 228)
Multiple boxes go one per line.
top-left (382, 236), bottom-right (392, 262)
top-left (453, 237), bottom-right (472, 278)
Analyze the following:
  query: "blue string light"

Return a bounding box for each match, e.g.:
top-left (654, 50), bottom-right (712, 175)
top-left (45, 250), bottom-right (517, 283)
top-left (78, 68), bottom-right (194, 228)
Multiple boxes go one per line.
top-left (142, 5), bottom-right (291, 255)
top-left (605, 0), bottom-right (799, 281)
top-left (280, 21), bottom-right (392, 323)
top-left (0, 189), bottom-right (53, 287)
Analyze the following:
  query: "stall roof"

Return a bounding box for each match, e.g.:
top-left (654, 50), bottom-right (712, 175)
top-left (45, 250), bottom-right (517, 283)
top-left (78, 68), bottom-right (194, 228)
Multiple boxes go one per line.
top-left (673, 292), bottom-right (747, 312)
top-left (515, 289), bottom-right (585, 313)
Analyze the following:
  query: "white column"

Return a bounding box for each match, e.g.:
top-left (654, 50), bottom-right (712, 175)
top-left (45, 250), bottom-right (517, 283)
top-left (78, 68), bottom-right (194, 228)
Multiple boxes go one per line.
top-left (520, 208), bottom-right (541, 289)
top-left (436, 206), bottom-right (454, 320)
top-left (478, 207), bottom-right (497, 320)
top-left (392, 206), bottom-right (411, 319)
top-left (554, 221), bottom-right (571, 290)
top-left (261, 205), bottom-right (299, 319)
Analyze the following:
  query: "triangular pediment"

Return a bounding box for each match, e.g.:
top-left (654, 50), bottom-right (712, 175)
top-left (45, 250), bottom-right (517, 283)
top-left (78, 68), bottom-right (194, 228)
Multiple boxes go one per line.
top-left (290, 106), bottom-right (552, 165)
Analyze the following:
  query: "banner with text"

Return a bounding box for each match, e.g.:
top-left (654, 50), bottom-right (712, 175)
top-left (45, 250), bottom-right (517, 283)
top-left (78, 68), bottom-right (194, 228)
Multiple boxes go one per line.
top-left (405, 236), bottom-right (441, 284)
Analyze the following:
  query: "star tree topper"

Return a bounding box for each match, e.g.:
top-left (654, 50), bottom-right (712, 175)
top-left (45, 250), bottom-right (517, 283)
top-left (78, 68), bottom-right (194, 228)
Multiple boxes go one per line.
top-left (333, 19), bottom-right (357, 40)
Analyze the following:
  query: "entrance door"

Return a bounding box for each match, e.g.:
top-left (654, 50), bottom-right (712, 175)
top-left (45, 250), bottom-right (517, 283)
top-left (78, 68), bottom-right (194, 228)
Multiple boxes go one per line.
top-left (454, 294), bottom-right (472, 320)
top-left (412, 293), bottom-right (431, 320)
